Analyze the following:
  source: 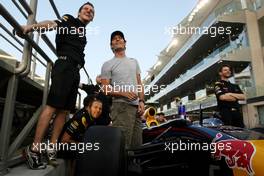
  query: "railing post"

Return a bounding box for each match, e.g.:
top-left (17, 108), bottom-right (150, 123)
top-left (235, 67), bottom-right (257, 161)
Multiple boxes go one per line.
top-left (0, 1), bottom-right (38, 174)
top-left (18, 0), bottom-right (38, 76)
top-left (7, 107), bottom-right (43, 159)
top-left (30, 33), bottom-right (40, 80)
top-left (0, 75), bottom-right (19, 175)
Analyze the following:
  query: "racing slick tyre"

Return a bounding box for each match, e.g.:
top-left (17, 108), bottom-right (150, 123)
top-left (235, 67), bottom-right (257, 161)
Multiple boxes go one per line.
top-left (75, 126), bottom-right (126, 176)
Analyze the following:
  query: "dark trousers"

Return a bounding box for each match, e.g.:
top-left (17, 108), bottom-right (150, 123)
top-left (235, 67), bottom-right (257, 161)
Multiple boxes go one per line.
top-left (219, 108), bottom-right (244, 128)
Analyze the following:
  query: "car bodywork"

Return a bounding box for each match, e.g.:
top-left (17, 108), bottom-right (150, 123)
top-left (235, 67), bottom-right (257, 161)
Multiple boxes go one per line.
top-left (127, 119), bottom-right (264, 176)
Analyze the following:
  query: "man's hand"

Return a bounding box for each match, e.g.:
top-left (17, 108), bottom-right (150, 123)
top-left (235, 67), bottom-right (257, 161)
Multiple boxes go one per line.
top-left (138, 101), bottom-right (145, 116)
top-left (14, 20), bottom-right (58, 38)
top-left (14, 25), bottom-right (33, 38)
top-left (121, 92), bottom-right (138, 101)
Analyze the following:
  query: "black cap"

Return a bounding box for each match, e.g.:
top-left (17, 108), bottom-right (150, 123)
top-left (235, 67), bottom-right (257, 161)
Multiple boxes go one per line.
top-left (110, 31), bottom-right (126, 43)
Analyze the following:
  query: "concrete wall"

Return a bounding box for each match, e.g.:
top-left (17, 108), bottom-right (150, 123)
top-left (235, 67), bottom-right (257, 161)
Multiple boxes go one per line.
top-left (245, 10), bottom-right (264, 96)
top-left (243, 101), bottom-right (264, 128)
top-left (231, 4), bottom-right (264, 128)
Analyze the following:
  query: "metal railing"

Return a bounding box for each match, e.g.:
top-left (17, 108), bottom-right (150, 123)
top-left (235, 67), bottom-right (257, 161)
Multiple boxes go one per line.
top-left (0, 0), bottom-right (92, 174)
top-left (146, 44), bottom-right (236, 103)
top-left (0, 23), bottom-right (47, 67)
top-left (0, 1), bottom-right (50, 174)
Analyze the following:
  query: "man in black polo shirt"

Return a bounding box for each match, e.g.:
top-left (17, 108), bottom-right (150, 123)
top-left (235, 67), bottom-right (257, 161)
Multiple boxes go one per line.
top-left (16, 2), bottom-right (95, 169)
top-left (214, 65), bottom-right (246, 127)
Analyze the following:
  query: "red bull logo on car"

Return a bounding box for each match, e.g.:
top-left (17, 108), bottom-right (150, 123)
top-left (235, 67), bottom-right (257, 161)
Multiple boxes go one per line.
top-left (212, 133), bottom-right (256, 176)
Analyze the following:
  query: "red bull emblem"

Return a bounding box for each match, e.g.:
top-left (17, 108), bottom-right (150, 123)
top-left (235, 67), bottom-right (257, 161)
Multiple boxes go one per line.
top-left (212, 133), bottom-right (256, 176)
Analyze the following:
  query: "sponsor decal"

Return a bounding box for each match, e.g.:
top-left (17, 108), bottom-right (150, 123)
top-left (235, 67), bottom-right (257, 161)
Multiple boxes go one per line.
top-left (212, 133), bottom-right (256, 176)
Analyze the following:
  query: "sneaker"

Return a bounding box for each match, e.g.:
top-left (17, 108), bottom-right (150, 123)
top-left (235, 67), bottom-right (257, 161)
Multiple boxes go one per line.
top-left (46, 146), bottom-right (59, 167)
top-left (23, 146), bottom-right (46, 169)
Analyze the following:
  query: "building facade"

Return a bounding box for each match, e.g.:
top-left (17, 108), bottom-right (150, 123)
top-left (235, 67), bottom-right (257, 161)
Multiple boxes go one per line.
top-left (144, 0), bottom-right (264, 128)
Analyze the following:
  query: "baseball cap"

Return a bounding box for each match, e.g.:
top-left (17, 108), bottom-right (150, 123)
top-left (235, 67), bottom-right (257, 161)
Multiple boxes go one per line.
top-left (110, 30), bottom-right (126, 43)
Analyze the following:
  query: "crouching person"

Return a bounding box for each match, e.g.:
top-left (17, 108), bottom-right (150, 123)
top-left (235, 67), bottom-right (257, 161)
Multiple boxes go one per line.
top-left (56, 95), bottom-right (102, 175)
top-left (58, 96), bottom-right (102, 156)
top-left (58, 95), bottom-right (102, 148)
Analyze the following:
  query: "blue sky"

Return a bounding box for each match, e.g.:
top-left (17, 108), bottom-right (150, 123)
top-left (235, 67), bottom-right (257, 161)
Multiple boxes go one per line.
top-left (1, 0), bottom-right (197, 84)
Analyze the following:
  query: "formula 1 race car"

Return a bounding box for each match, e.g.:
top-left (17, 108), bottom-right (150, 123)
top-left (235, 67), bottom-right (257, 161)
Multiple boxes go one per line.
top-left (75, 111), bottom-right (264, 176)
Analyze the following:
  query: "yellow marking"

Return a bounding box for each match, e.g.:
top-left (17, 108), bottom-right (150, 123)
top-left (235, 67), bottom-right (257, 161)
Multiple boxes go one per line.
top-left (73, 120), bottom-right (79, 126)
top-left (62, 16), bottom-right (68, 21)
top-left (82, 117), bottom-right (88, 127)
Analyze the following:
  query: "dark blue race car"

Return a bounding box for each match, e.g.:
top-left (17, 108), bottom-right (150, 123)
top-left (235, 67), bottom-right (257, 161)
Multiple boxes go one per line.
top-left (75, 117), bottom-right (264, 176)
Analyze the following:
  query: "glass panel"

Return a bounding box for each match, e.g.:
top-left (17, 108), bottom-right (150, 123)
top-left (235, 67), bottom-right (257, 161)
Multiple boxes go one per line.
top-left (257, 105), bottom-right (264, 125)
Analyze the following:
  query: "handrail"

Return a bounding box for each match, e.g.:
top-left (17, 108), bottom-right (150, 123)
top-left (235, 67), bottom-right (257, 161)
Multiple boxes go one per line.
top-left (0, 3), bottom-right (53, 64)
top-left (1, 2), bottom-right (92, 82)
top-left (18, 0), bottom-right (37, 77)
top-left (12, 0), bottom-right (58, 57)
top-left (0, 34), bottom-right (22, 54)
top-left (18, 0), bottom-right (33, 15)
top-left (49, 0), bottom-right (61, 19)
top-left (0, 23), bottom-right (23, 46)
top-left (0, 1), bottom-right (73, 173)
top-left (0, 34), bottom-right (47, 67)
top-left (11, 0), bottom-right (27, 19)
top-left (4, 0), bottom-right (56, 77)
top-left (1, 3), bottom-right (30, 74)
top-left (0, 24), bottom-right (47, 67)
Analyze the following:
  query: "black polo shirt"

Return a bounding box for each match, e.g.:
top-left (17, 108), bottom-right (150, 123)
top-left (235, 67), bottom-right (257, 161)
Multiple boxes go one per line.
top-left (60, 108), bottom-right (95, 142)
top-left (214, 80), bottom-right (243, 109)
top-left (54, 14), bottom-right (87, 67)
